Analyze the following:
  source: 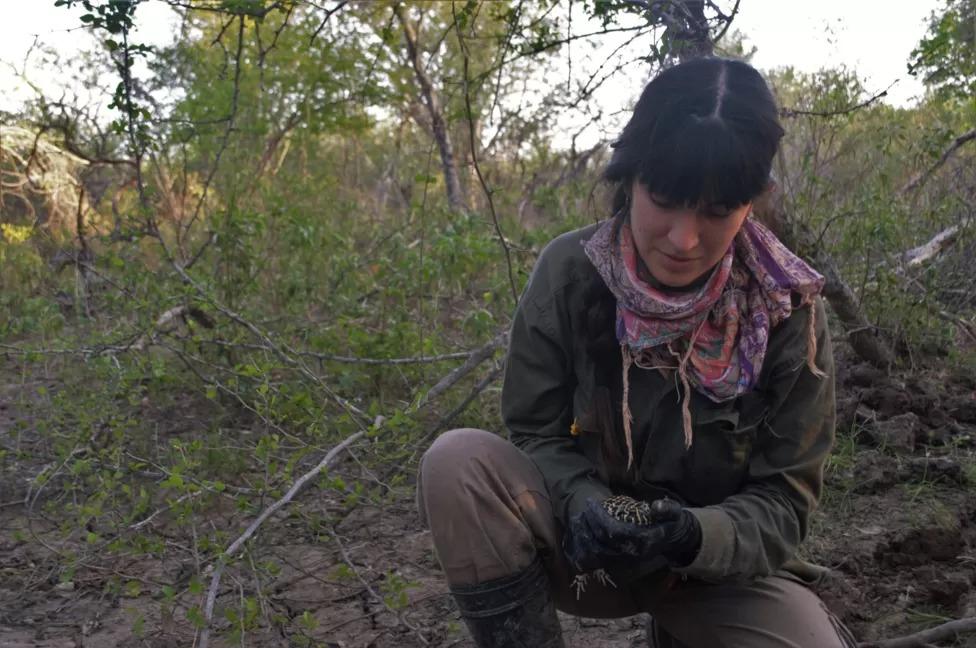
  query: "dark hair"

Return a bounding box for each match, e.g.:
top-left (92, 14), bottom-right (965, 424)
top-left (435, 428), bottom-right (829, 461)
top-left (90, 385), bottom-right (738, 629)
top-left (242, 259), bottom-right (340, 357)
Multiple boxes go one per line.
top-left (604, 57), bottom-right (784, 214)
top-left (584, 58), bottom-right (784, 389)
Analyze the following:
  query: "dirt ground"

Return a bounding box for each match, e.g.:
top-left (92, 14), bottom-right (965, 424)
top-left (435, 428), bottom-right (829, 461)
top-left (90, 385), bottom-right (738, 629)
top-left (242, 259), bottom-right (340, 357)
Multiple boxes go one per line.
top-left (3, 350), bottom-right (976, 647)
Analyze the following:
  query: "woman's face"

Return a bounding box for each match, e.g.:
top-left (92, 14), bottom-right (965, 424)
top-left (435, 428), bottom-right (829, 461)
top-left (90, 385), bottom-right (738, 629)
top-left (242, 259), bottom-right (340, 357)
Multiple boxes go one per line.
top-left (628, 179), bottom-right (751, 289)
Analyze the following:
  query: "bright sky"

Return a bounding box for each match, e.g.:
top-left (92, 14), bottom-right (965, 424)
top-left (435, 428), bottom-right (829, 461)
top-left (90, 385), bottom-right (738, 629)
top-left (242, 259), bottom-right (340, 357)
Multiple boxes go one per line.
top-left (0, 1), bottom-right (942, 127)
top-left (736, 0), bottom-right (938, 106)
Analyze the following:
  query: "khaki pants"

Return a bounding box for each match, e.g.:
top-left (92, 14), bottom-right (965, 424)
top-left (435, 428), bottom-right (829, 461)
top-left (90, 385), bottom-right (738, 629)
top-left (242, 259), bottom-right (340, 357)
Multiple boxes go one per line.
top-left (417, 428), bottom-right (855, 648)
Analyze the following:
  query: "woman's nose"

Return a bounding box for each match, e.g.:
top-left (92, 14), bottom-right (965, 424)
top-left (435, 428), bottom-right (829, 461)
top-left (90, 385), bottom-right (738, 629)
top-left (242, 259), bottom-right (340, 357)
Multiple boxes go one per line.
top-left (667, 212), bottom-right (700, 252)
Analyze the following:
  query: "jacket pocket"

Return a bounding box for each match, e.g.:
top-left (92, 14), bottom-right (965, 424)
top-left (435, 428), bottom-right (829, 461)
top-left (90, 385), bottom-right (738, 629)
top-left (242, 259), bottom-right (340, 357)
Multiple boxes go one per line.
top-left (683, 403), bottom-right (756, 505)
top-left (694, 405), bottom-right (757, 466)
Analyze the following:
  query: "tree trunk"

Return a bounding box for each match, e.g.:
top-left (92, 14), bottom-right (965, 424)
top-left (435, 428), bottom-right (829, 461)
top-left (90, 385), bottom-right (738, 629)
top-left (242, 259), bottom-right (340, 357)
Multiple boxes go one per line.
top-left (394, 5), bottom-right (468, 213)
top-left (813, 248), bottom-right (895, 368)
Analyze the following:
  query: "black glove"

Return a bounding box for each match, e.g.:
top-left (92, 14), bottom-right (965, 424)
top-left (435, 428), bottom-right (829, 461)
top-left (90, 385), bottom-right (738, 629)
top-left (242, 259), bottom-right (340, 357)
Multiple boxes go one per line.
top-left (563, 497), bottom-right (702, 572)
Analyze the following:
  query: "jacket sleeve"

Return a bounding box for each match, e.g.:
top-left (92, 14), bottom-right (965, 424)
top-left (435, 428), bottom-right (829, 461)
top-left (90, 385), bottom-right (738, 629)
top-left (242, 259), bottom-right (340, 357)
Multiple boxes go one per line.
top-left (676, 296), bottom-right (835, 580)
top-left (502, 248), bottom-right (612, 525)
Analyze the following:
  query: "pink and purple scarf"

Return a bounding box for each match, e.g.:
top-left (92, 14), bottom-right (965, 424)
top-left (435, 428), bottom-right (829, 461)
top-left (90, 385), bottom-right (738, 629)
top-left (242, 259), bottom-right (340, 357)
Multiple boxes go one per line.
top-left (582, 216), bottom-right (825, 462)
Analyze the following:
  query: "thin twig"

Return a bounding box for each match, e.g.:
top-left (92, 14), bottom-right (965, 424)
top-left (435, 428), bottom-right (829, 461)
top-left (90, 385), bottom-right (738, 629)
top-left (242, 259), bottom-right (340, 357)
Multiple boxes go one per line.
top-left (780, 84), bottom-right (893, 119)
top-left (180, 14), bottom-right (246, 257)
top-left (900, 127), bottom-right (976, 194)
top-left (452, 2), bottom-right (519, 306)
top-left (308, 1), bottom-right (347, 44)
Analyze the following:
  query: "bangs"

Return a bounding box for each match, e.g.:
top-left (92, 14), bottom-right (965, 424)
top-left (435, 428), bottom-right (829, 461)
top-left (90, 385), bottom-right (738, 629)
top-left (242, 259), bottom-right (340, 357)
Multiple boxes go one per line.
top-left (635, 116), bottom-right (770, 210)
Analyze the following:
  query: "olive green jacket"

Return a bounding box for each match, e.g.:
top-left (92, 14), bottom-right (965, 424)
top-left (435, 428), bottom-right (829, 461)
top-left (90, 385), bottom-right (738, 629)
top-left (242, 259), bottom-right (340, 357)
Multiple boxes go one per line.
top-left (501, 223), bottom-right (835, 583)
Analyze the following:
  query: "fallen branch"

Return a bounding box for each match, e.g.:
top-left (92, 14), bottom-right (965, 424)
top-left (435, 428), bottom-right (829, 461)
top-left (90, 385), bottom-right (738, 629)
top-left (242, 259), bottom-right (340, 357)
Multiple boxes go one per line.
top-left (858, 616), bottom-right (976, 648)
top-left (198, 430), bottom-right (365, 648)
top-left (164, 252), bottom-right (373, 425)
top-left (901, 218), bottom-right (971, 269)
top-left (0, 342), bottom-right (136, 358)
top-left (420, 331), bottom-right (507, 406)
top-left (427, 359), bottom-right (506, 441)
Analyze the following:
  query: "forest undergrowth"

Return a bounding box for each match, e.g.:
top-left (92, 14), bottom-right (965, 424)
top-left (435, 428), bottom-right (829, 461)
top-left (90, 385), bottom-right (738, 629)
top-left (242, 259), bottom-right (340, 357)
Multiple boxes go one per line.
top-left (3, 1), bottom-right (976, 646)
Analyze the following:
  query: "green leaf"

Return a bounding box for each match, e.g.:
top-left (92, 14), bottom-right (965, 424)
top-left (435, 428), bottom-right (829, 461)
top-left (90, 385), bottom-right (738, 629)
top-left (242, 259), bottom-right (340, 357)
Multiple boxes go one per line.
top-left (161, 474), bottom-right (184, 489)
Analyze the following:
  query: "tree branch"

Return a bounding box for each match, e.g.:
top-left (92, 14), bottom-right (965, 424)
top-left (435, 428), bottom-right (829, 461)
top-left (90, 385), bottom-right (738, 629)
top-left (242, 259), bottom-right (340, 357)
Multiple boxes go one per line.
top-left (780, 85), bottom-right (892, 119)
top-left (420, 330), bottom-right (507, 406)
top-left (900, 127), bottom-right (976, 194)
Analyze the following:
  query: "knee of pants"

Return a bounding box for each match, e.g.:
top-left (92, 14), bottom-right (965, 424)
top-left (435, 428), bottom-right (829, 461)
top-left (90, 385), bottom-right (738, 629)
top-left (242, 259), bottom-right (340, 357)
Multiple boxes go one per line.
top-left (416, 428), bottom-right (501, 520)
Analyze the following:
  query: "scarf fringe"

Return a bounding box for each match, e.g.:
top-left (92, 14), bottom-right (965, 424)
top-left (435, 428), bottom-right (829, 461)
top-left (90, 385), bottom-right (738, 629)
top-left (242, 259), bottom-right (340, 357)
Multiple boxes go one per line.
top-left (621, 320), bottom-right (703, 463)
top-left (678, 321), bottom-right (706, 449)
top-left (806, 301), bottom-right (826, 378)
top-left (621, 345), bottom-right (635, 470)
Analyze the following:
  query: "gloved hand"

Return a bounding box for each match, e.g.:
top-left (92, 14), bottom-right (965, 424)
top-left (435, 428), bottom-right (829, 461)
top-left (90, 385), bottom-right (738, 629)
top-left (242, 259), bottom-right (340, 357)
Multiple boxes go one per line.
top-left (563, 496), bottom-right (702, 573)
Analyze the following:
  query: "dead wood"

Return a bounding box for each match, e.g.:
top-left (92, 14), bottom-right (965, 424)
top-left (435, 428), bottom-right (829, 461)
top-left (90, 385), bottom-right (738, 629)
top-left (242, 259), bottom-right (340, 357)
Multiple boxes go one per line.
top-left (901, 218), bottom-right (971, 269)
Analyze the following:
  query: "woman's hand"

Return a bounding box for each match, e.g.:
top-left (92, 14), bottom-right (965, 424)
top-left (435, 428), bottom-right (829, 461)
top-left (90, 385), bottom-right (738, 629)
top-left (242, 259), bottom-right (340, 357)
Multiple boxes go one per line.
top-left (563, 497), bottom-right (702, 572)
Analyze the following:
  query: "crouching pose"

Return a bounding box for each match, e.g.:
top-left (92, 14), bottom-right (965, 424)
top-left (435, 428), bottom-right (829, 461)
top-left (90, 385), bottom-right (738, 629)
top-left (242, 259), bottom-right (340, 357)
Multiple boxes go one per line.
top-left (417, 57), bottom-right (857, 648)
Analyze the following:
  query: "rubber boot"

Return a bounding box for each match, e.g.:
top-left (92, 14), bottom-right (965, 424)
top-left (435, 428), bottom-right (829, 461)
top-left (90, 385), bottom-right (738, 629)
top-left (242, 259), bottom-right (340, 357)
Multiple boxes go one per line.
top-left (450, 558), bottom-right (565, 648)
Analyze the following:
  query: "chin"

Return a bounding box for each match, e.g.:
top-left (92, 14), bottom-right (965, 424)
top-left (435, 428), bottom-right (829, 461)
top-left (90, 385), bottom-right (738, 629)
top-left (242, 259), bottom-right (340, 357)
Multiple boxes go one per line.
top-left (647, 266), bottom-right (708, 290)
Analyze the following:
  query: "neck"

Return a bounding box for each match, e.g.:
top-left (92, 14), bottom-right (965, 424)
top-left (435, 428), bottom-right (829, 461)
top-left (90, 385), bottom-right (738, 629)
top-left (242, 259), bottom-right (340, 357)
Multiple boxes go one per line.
top-left (635, 252), bottom-right (714, 293)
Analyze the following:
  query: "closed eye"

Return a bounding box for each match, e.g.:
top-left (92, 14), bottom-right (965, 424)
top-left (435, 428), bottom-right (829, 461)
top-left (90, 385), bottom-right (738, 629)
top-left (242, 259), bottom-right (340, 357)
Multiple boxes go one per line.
top-left (703, 205), bottom-right (734, 218)
top-left (649, 194), bottom-right (680, 209)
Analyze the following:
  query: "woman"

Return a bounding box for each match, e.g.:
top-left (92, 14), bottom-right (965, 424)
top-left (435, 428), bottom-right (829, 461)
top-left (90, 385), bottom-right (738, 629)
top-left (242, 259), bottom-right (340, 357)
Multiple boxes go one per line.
top-left (417, 57), bottom-right (856, 648)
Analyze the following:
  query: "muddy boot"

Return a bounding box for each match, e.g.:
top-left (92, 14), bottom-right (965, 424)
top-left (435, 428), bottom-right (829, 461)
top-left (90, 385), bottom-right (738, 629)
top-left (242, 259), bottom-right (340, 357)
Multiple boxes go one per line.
top-left (450, 558), bottom-right (565, 648)
top-left (646, 615), bottom-right (688, 648)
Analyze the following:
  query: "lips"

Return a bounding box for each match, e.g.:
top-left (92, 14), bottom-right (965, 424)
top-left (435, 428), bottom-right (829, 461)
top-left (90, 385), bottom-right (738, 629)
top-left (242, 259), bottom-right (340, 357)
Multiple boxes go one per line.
top-left (659, 250), bottom-right (698, 264)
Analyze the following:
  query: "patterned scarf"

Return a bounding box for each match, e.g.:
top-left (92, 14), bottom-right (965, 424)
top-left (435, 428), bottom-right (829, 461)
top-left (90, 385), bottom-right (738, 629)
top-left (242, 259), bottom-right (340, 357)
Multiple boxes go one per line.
top-left (582, 215), bottom-right (825, 467)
